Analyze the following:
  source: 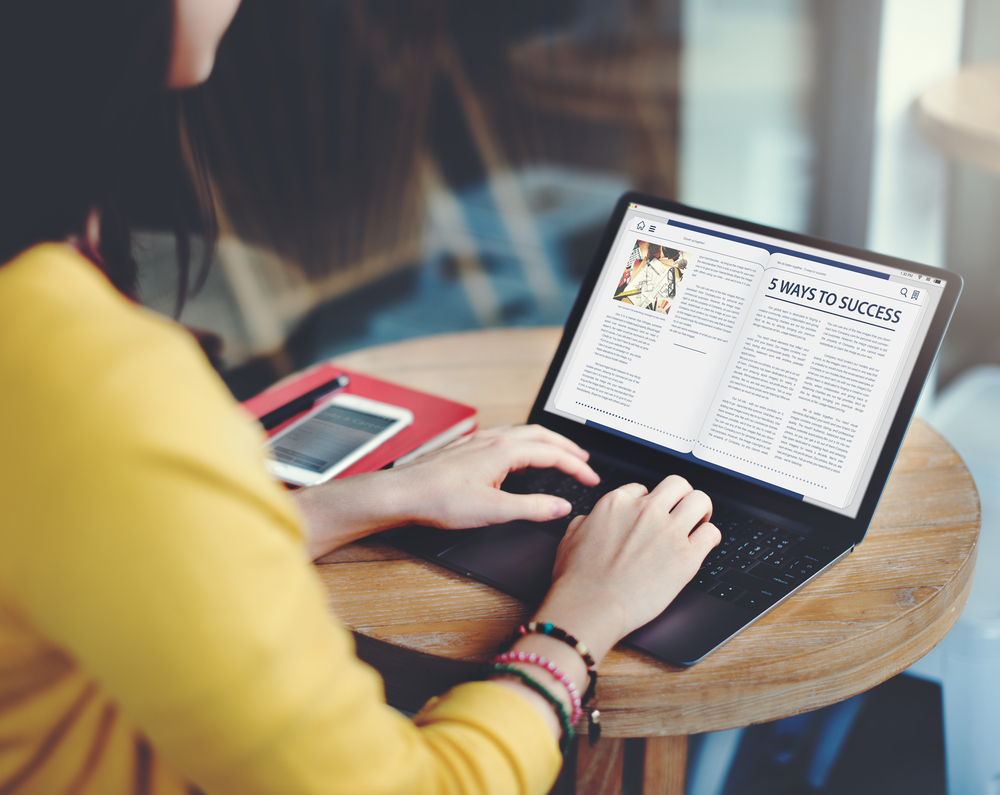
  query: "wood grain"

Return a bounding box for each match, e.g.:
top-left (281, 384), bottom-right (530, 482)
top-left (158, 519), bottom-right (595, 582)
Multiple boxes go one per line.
top-left (321, 328), bottom-right (980, 739)
top-left (642, 736), bottom-right (687, 795)
top-left (576, 738), bottom-right (625, 795)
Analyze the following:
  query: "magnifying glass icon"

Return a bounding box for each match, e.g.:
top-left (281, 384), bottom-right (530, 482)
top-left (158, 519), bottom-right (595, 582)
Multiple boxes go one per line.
top-left (900, 287), bottom-right (908, 298)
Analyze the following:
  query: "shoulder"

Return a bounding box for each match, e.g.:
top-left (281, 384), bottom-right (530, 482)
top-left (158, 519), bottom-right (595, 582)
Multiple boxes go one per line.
top-left (0, 244), bottom-right (285, 521)
top-left (0, 243), bottom-right (194, 389)
top-left (0, 244), bottom-right (230, 440)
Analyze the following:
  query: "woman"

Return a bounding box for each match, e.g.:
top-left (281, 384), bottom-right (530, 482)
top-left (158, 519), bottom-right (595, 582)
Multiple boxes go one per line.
top-left (0, 2), bottom-right (720, 793)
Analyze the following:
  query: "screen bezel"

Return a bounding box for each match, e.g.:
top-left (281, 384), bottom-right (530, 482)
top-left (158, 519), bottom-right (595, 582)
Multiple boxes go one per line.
top-left (528, 191), bottom-right (963, 544)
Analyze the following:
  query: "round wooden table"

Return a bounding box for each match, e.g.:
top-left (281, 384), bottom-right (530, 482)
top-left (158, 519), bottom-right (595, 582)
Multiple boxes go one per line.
top-left (917, 61), bottom-right (1000, 175)
top-left (314, 327), bottom-right (980, 795)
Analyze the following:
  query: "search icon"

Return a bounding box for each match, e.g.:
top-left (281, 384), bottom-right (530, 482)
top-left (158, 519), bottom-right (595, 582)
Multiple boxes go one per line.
top-left (900, 287), bottom-right (908, 298)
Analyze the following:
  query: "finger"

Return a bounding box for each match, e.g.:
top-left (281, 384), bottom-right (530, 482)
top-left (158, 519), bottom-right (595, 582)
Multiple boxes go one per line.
top-left (566, 514), bottom-right (587, 534)
top-left (473, 425), bottom-right (512, 438)
top-left (613, 482), bottom-right (648, 498)
top-left (500, 439), bottom-right (600, 485)
top-left (590, 482), bottom-right (646, 512)
top-left (479, 491), bottom-right (574, 524)
top-left (497, 424), bottom-right (592, 463)
top-left (646, 474), bottom-right (694, 510)
top-left (667, 489), bottom-right (714, 530)
top-left (689, 521), bottom-right (722, 555)
top-left (649, 473), bottom-right (692, 496)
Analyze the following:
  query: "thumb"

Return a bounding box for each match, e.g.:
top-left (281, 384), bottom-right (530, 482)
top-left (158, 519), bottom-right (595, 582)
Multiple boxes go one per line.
top-left (478, 490), bottom-right (573, 525)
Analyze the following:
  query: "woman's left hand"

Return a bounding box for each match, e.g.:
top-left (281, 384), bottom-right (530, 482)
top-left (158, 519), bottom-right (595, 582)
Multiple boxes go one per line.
top-left (294, 425), bottom-right (599, 559)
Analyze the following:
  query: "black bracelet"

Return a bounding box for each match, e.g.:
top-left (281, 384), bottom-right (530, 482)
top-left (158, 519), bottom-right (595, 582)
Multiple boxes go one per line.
top-left (523, 622), bottom-right (597, 668)
top-left (485, 663), bottom-right (575, 755)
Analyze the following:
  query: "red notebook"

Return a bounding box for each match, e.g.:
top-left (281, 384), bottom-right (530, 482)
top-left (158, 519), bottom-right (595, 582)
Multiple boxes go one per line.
top-left (241, 363), bottom-right (477, 478)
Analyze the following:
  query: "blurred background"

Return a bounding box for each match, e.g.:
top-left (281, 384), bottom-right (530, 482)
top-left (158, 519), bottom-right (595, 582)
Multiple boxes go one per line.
top-left (127, 0), bottom-right (1000, 792)
top-left (129, 0), bottom-right (1000, 401)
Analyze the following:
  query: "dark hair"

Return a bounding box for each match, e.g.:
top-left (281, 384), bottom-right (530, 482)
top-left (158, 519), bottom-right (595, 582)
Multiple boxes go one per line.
top-left (0, 0), bottom-right (217, 316)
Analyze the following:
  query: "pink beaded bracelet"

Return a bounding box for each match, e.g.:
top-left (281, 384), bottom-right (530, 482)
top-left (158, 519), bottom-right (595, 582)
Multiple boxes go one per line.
top-left (494, 650), bottom-right (583, 724)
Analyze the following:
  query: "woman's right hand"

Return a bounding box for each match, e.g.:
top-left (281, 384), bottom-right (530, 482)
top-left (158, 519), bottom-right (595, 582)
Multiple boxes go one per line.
top-left (489, 475), bottom-right (720, 744)
top-left (534, 475), bottom-right (721, 666)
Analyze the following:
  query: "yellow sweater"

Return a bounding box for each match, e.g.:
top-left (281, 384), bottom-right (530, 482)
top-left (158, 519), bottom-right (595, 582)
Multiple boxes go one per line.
top-left (0, 245), bottom-right (560, 795)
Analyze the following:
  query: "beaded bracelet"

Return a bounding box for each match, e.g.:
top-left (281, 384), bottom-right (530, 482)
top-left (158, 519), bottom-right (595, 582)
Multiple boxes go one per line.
top-left (486, 664), bottom-right (574, 755)
top-left (494, 650), bottom-right (583, 724)
top-left (499, 622), bottom-right (599, 707)
top-left (518, 622), bottom-right (596, 668)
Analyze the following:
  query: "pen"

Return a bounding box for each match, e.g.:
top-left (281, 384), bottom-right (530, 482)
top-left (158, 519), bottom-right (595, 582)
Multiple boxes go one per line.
top-left (259, 374), bottom-right (351, 430)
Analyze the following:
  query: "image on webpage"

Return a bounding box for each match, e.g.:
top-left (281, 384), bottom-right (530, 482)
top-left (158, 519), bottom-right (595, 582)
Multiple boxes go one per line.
top-left (552, 215), bottom-right (931, 510)
top-left (612, 240), bottom-right (691, 315)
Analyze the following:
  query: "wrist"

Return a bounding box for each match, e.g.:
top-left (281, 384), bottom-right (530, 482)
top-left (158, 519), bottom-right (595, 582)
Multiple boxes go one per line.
top-left (488, 634), bottom-right (589, 753)
top-left (506, 633), bottom-right (590, 701)
top-left (294, 468), bottom-right (417, 558)
top-left (531, 590), bottom-right (626, 668)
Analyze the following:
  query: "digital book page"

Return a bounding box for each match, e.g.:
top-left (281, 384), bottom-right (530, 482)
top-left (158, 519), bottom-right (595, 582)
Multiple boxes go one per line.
top-left (553, 221), bottom-right (925, 508)
top-left (555, 224), bottom-right (769, 452)
top-left (694, 252), bottom-right (921, 506)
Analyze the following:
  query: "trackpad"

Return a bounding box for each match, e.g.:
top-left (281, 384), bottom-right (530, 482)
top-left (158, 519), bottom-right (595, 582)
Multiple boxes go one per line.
top-left (439, 521), bottom-right (564, 604)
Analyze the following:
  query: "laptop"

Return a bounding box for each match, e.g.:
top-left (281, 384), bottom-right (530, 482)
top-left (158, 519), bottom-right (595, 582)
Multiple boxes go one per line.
top-left (382, 192), bottom-right (962, 666)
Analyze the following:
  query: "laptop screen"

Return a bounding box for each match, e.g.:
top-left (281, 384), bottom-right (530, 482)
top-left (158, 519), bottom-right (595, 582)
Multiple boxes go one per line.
top-left (544, 201), bottom-right (951, 519)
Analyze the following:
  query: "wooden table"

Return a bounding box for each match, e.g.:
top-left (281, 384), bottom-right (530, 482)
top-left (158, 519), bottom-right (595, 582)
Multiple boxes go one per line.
top-left (315, 327), bottom-right (980, 795)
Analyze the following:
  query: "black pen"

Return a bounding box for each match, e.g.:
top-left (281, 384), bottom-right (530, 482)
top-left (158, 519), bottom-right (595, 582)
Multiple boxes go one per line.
top-left (259, 374), bottom-right (351, 430)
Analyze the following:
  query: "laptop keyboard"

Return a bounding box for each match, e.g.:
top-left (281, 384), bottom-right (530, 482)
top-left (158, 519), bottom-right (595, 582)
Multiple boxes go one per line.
top-left (693, 507), bottom-right (838, 612)
top-left (502, 460), bottom-right (636, 518)
top-left (502, 465), bottom-right (840, 613)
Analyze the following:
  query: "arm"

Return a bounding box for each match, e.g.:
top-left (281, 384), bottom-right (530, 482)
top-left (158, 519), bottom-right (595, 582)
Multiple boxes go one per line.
top-left (294, 423), bottom-right (719, 747)
top-left (493, 477), bottom-right (719, 741)
top-left (8, 323), bottom-right (567, 795)
top-left (294, 425), bottom-right (600, 559)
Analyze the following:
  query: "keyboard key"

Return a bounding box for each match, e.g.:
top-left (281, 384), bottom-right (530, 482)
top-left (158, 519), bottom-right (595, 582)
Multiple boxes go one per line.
top-left (751, 563), bottom-right (798, 587)
top-left (690, 574), bottom-right (714, 591)
top-left (681, 503), bottom-right (838, 604)
top-left (710, 583), bottom-right (743, 602)
top-left (799, 544), bottom-right (836, 564)
top-left (719, 569), bottom-right (782, 599)
top-left (508, 464), bottom-right (639, 516)
top-left (789, 559), bottom-right (817, 577)
top-left (730, 554), bottom-right (755, 571)
top-left (735, 591), bottom-right (777, 611)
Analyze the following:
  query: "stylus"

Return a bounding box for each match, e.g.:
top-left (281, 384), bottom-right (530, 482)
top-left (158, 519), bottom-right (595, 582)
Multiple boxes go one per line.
top-left (258, 375), bottom-right (351, 430)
